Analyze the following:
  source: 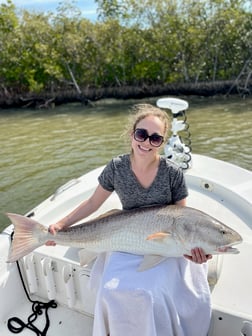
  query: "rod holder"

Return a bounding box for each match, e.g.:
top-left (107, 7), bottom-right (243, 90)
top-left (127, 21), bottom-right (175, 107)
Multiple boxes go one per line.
top-left (63, 265), bottom-right (76, 308)
top-left (24, 254), bottom-right (38, 294)
top-left (42, 257), bottom-right (56, 300)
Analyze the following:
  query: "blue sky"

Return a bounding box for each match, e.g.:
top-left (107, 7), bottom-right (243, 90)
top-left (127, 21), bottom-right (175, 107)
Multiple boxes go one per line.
top-left (0, 0), bottom-right (98, 21)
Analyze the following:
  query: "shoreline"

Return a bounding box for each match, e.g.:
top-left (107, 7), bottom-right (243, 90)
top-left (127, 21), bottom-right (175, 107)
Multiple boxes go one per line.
top-left (0, 80), bottom-right (251, 109)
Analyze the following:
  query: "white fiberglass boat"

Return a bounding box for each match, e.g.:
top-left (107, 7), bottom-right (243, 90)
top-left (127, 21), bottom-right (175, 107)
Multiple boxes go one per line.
top-left (0, 98), bottom-right (252, 336)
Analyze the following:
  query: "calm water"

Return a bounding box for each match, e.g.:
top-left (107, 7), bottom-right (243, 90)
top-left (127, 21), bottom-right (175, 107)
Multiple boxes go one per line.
top-left (0, 96), bottom-right (251, 229)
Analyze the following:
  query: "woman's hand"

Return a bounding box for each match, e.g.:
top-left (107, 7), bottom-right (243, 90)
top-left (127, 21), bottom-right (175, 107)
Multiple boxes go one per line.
top-left (184, 247), bottom-right (212, 264)
top-left (45, 222), bottom-right (63, 246)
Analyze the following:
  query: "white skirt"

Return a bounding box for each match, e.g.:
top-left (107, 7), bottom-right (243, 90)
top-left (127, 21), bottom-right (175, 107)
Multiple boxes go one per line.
top-left (90, 252), bottom-right (211, 336)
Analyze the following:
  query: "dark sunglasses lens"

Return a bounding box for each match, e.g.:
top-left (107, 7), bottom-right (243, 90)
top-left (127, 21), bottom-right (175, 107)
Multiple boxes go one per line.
top-left (134, 129), bottom-right (147, 142)
top-left (150, 134), bottom-right (164, 147)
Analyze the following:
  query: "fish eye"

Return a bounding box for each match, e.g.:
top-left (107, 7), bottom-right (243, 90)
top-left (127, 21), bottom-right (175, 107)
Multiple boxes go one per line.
top-left (220, 230), bottom-right (226, 235)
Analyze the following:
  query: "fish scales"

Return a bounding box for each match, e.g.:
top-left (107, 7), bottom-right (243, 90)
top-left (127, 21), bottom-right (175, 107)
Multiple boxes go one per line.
top-left (54, 206), bottom-right (171, 254)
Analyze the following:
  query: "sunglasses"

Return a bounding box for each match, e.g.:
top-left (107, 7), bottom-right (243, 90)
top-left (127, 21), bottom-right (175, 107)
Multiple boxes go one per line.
top-left (133, 128), bottom-right (164, 147)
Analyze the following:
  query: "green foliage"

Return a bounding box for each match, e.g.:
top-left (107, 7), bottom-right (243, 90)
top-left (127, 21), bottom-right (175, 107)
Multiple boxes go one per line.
top-left (0, 0), bottom-right (251, 93)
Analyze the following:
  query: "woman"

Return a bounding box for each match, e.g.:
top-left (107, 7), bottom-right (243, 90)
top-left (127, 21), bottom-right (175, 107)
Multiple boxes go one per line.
top-left (48, 104), bottom-right (212, 336)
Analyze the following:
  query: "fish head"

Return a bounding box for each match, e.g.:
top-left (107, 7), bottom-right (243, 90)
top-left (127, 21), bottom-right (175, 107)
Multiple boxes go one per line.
top-left (190, 214), bottom-right (243, 255)
top-left (208, 219), bottom-right (243, 254)
top-left (172, 207), bottom-right (243, 255)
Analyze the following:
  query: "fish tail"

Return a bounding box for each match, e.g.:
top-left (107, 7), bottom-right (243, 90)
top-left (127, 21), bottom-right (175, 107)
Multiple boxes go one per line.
top-left (6, 213), bottom-right (48, 263)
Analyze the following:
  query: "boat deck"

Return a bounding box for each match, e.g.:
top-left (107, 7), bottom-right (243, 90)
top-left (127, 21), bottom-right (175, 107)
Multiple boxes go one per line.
top-left (1, 296), bottom-right (93, 336)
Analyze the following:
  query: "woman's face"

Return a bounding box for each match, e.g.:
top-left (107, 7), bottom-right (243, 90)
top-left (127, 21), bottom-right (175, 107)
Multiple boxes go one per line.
top-left (131, 115), bottom-right (165, 157)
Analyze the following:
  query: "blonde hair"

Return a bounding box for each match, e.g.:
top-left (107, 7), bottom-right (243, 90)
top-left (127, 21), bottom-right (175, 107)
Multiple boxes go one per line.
top-left (125, 103), bottom-right (170, 143)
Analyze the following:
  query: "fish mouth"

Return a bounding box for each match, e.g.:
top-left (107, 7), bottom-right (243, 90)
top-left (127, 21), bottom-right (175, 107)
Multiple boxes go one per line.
top-left (217, 246), bottom-right (240, 254)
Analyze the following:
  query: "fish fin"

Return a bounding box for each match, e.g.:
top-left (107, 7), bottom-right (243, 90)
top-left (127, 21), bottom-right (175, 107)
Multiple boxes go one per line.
top-left (6, 213), bottom-right (47, 263)
top-left (138, 255), bottom-right (167, 272)
top-left (79, 249), bottom-right (98, 267)
top-left (146, 232), bottom-right (171, 241)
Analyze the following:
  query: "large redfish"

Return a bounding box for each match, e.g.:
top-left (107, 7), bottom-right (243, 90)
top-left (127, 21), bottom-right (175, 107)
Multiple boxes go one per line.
top-left (6, 205), bottom-right (242, 270)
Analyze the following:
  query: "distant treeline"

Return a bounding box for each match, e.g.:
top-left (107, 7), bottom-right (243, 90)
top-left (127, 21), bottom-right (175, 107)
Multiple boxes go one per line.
top-left (0, 0), bottom-right (251, 108)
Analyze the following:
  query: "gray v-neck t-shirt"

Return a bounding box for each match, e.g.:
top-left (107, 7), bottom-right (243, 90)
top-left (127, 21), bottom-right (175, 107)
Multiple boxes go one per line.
top-left (98, 154), bottom-right (188, 210)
